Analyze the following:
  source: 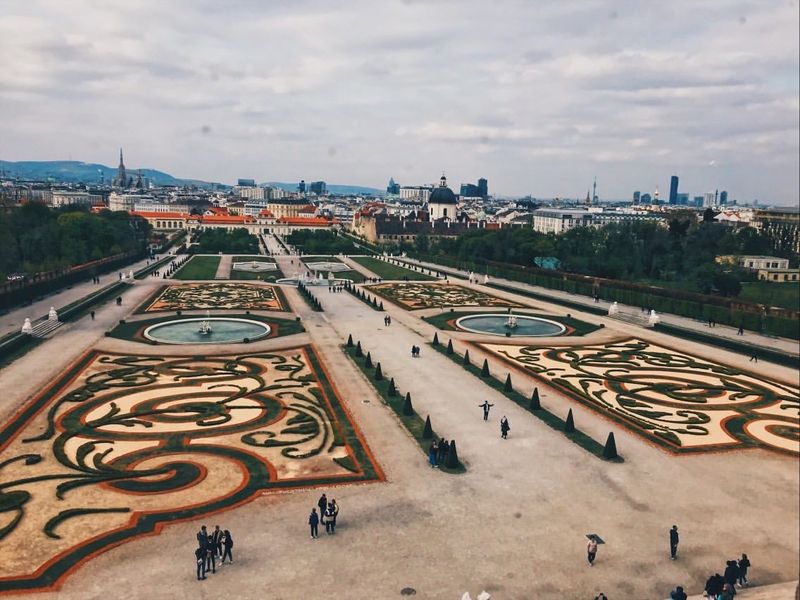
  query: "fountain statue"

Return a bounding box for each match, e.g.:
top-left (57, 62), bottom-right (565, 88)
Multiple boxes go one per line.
top-left (483, 274), bottom-right (489, 285)
top-left (327, 271), bottom-right (335, 282)
top-left (128, 269), bottom-right (134, 279)
top-left (608, 301), bottom-right (619, 316)
top-left (21, 318), bottom-right (33, 335)
top-left (648, 310), bottom-right (660, 326)
top-left (505, 315), bottom-right (518, 329)
top-left (48, 307), bottom-right (58, 321)
top-left (198, 311), bottom-right (212, 335)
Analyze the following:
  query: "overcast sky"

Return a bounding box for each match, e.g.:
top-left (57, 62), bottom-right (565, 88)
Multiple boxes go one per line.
top-left (1, 0), bottom-right (798, 204)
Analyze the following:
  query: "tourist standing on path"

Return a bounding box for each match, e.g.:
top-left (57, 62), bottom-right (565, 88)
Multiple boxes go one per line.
top-left (737, 325), bottom-right (744, 335)
top-left (586, 538), bottom-right (598, 566)
top-left (221, 530), bottom-right (234, 563)
top-left (669, 586), bottom-right (687, 600)
top-left (428, 441), bottom-right (438, 468)
top-left (737, 553), bottom-right (750, 586)
top-left (329, 499), bottom-right (339, 533)
top-left (479, 401), bottom-right (494, 421)
top-left (212, 525), bottom-right (223, 559)
top-left (318, 493), bottom-right (327, 517)
top-left (669, 525), bottom-right (679, 560)
top-left (90, 311), bottom-right (95, 320)
top-left (309, 508), bottom-right (319, 539)
top-left (749, 353), bottom-right (758, 363)
top-left (500, 416), bottom-right (510, 439)
top-left (704, 573), bottom-right (723, 597)
top-left (197, 525), bottom-right (209, 552)
top-left (723, 560), bottom-right (739, 589)
top-left (195, 546), bottom-right (206, 580)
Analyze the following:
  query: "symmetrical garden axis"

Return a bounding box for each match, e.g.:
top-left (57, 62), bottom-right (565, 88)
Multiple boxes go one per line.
top-left (479, 337), bottom-right (799, 454)
top-left (0, 347), bottom-right (381, 593)
top-left (141, 283), bottom-right (287, 312)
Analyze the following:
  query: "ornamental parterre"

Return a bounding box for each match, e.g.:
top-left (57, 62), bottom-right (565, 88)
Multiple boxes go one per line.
top-left (478, 337), bottom-right (799, 454)
top-left (0, 348), bottom-right (381, 593)
top-left (365, 282), bottom-right (524, 310)
top-left (141, 283), bottom-right (287, 312)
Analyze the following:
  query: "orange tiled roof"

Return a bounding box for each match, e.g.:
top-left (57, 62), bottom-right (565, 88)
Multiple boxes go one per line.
top-left (259, 209), bottom-right (275, 217)
top-left (130, 211), bottom-right (189, 219)
top-left (276, 216), bottom-right (335, 226)
top-left (200, 215), bottom-right (256, 224)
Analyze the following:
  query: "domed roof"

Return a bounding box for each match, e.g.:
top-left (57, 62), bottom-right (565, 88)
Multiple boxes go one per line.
top-left (429, 174), bottom-right (458, 204)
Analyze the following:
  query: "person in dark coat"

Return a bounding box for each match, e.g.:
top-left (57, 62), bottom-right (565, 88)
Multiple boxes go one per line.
top-left (500, 416), bottom-right (510, 439)
top-left (328, 500), bottom-right (339, 534)
top-left (723, 560), bottom-right (739, 588)
top-left (479, 401), bottom-right (494, 421)
top-left (309, 508), bottom-right (319, 539)
top-left (211, 525), bottom-right (223, 559)
top-left (195, 546), bottom-right (207, 580)
top-left (428, 441), bottom-right (438, 468)
top-left (317, 493), bottom-right (327, 517)
top-left (705, 574), bottom-right (722, 597)
top-left (669, 586), bottom-right (687, 600)
top-left (221, 530), bottom-right (234, 563)
top-left (669, 525), bottom-right (679, 559)
top-left (197, 525), bottom-right (209, 551)
top-left (737, 553), bottom-right (750, 586)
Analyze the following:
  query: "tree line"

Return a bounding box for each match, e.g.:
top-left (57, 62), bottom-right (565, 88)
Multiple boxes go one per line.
top-left (0, 203), bottom-right (150, 280)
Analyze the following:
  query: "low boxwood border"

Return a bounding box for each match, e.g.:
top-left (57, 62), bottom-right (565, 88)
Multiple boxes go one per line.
top-left (343, 342), bottom-right (465, 473)
top-left (343, 281), bottom-right (384, 311)
top-left (429, 338), bottom-right (623, 462)
top-left (423, 309), bottom-right (602, 337)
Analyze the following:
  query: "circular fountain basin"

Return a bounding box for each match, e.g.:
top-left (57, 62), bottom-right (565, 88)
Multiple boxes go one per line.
top-left (144, 318), bottom-right (270, 344)
top-left (455, 314), bottom-right (566, 337)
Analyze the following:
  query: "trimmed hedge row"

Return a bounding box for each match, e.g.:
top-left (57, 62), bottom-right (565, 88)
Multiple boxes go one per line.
top-left (133, 256), bottom-right (173, 280)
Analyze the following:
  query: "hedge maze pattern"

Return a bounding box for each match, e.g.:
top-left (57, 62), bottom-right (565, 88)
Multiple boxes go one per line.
top-left (479, 338), bottom-right (799, 455)
top-left (143, 283), bottom-right (287, 312)
top-left (366, 282), bottom-right (524, 311)
top-left (0, 347), bottom-right (380, 593)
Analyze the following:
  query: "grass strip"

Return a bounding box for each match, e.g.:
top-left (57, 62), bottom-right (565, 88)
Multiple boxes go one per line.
top-left (429, 340), bottom-right (622, 462)
top-left (350, 256), bottom-right (437, 281)
top-left (343, 343), bottom-right (465, 473)
top-left (172, 256), bottom-right (222, 280)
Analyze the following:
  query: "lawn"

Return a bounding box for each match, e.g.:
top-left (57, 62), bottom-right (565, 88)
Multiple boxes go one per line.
top-left (230, 256), bottom-right (284, 282)
top-left (739, 281), bottom-right (799, 310)
top-left (350, 256), bottom-right (437, 281)
top-left (172, 255), bottom-right (221, 280)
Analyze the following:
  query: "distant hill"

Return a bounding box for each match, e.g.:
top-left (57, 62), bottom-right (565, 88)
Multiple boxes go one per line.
top-left (265, 182), bottom-right (384, 196)
top-left (0, 160), bottom-right (225, 188)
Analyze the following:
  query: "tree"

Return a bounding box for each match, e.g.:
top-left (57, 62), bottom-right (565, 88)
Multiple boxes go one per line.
top-left (564, 408), bottom-right (575, 433)
top-left (530, 388), bottom-right (540, 410)
top-left (463, 349), bottom-right (470, 365)
top-left (446, 340), bottom-right (454, 355)
top-left (387, 377), bottom-right (398, 397)
top-left (603, 432), bottom-right (618, 460)
top-left (374, 363), bottom-right (383, 381)
top-left (402, 392), bottom-right (414, 416)
top-left (422, 415), bottom-right (432, 439)
top-left (480, 359), bottom-right (490, 378)
top-left (445, 440), bottom-right (459, 469)
top-left (713, 270), bottom-right (742, 297)
top-left (365, 352), bottom-right (373, 368)
top-left (504, 374), bottom-right (513, 392)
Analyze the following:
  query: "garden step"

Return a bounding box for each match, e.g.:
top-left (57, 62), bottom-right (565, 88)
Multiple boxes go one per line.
top-left (30, 319), bottom-right (63, 338)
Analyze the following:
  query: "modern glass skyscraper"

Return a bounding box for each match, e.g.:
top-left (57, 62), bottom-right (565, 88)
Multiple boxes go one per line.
top-left (668, 175), bottom-right (679, 205)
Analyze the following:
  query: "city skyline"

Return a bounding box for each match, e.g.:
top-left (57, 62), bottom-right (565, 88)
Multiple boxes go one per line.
top-left (1, 1), bottom-right (798, 205)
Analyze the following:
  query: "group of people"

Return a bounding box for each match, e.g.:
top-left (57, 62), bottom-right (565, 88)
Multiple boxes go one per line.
top-left (410, 344), bottom-right (421, 357)
top-left (308, 493), bottom-right (339, 538)
top-left (702, 555), bottom-right (751, 598)
top-left (427, 437), bottom-right (453, 467)
top-left (194, 525), bottom-right (234, 581)
top-left (383, 315), bottom-right (392, 326)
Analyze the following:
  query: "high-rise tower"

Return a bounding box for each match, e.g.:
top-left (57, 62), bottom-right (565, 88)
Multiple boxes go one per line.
top-left (669, 175), bottom-right (679, 205)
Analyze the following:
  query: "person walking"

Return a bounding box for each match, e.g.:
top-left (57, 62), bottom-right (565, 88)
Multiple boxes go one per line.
top-left (704, 573), bottom-right (723, 598)
top-left (317, 493), bottom-right (328, 517)
top-left (329, 499), bottom-right (339, 534)
top-left (723, 560), bottom-right (739, 589)
top-left (205, 540), bottom-right (216, 574)
top-left (586, 538), bottom-right (598, 566)
top-left (90, 310), bottom-right (95, 320)
top-left (500, 416), bottom-right (510, 439)
top-left (749, 353), bottom-right (758, 363)
top-left (737, 325), bottom-right (744, 335)
top-left (479, 401), bottom-right (494, 421)
top-left (428, 441), bottom-right (438, 468)
top-left (221, 530), bottom-right (234, 563)
top-left (325, 505), bottom-right (335, 535)
top-left (309, 508), bottom-right (320, 539)
top-left (669, 525), bottom-right (679, 560)
top-left (197, 525), bottom-right (209, 551)
top-left (737, 553), bottom-right (750, 586)
top-left (594, 594), bottom-right (608, 600)
top-left (195, 545), bottom-right (207, 580)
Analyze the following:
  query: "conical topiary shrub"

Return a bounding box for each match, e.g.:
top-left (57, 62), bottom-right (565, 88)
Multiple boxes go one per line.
top-left (433, 332), bottom-right (440, 346)
top-left (402, 392), bottom-right (413, 416)
top-left (355, 341), bottom-right (363, 357)
top-left (365, 352), bottom-right (373, 368)
top-left (445, 440), bottom-right (459, 469)
top-left (530, 387), bottom-right (540, 410)
top-left (565, 408), bottom-right (575, 433)
top-left (504, 373), bottom-right (513, 392)
top-left (346, 334), bottom-right (353, 348)
top-left (481, 359), bottom-right (490, 378)
top-left (374, 362), bottom-right (383, 381)
top-left (379, 301), bottom-right (384, 310)
top-left (387, 377), bottom-right (398, 397)
top-left (603, 432), bottom-right (618, 460)
top-left (446, 340), bottom-right (454, 355)
top-left (422, 415), bottom-right (432, 439)
top-left (463, 349), bottom-right (470, 365)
